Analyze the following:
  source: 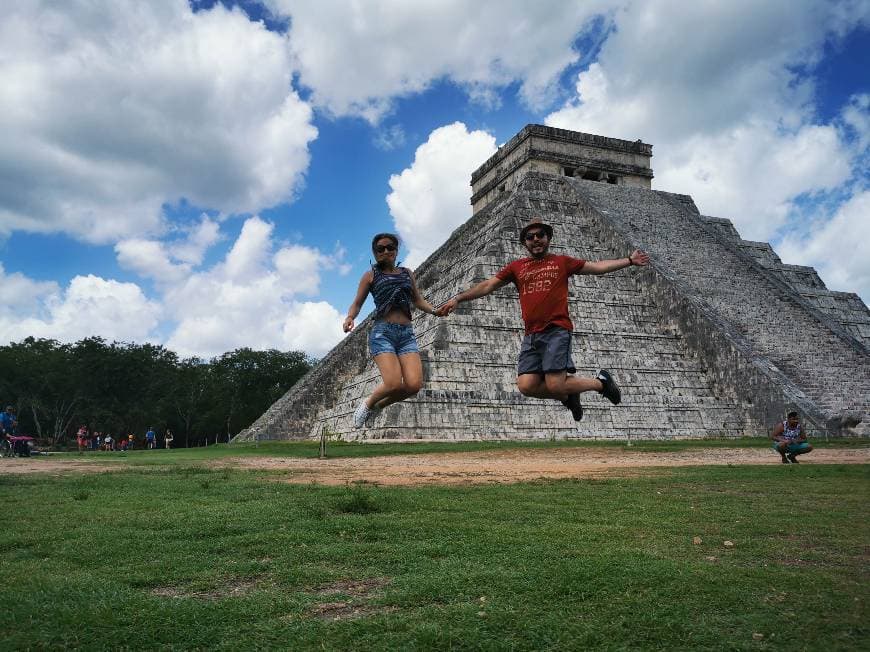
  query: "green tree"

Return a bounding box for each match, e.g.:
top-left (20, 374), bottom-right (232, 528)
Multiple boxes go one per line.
top-left (207, 348), bottom-right (313, 440)
top-left (171, 357), bottom-right (211, 448)
top-left (0, 338), bottom-right (312, 448)
top-left (0, 337), bottom-right (80, 444)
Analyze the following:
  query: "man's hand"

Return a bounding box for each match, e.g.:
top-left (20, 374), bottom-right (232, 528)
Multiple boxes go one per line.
top-left (437, 298), bottom-right (458, 317)
top-left (342, 316), bottom-right (355, 332)
top-left (629, 249), bottom-right (650, 266)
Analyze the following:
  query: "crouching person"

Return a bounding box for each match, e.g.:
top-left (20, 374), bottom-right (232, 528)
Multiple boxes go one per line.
top-left (772, 411), bottom-right (813, 463)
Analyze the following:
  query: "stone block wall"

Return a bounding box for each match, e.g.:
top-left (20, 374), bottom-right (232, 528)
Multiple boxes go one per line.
top-left (698, 216), bottom-right (870, 348)
top-left (575, 179), bottom-right (868, 435)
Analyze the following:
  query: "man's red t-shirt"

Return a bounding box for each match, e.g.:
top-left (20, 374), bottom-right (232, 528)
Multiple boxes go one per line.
top-left (496, 254), bottom-right (586, 334)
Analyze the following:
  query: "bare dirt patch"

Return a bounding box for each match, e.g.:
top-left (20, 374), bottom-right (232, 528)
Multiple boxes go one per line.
top-left (151, 577), bottom-right (261, 600)
top-left (313, 577), bottom-right (392, 597)
top-left (0, 456), bottom-right (120, 475)
top-left (2, 446), bottom-right (867, 485)
top-left (306, 577), bottom-right (393, 621)
top-left (220, 446), bottom-right (870, 486)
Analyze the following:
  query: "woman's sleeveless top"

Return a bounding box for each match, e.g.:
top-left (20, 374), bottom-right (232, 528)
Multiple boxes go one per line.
top-left (781, 420), bottom-right (801, 440)
top-left (371, 266), bottom-right (413, 319)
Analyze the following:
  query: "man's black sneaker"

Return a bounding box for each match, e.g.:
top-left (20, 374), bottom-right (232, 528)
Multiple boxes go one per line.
top-left (787, 454), bottom-right (799, 464)
top-left (560, 393), bottom-right (583, 421)
top-left (781, 455), bottom-right (792, 464)
top-left (596, 369), bottom-right (621, 405)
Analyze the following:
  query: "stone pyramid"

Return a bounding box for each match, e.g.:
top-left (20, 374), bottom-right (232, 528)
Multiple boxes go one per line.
top-left (236, 125), bottom-right (869, 442)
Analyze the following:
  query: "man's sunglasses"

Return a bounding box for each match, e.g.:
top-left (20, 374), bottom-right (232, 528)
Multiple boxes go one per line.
top-left (375, 244), bottom-right (397, 253)
top-left (524, 230), bottom-right (548, 241)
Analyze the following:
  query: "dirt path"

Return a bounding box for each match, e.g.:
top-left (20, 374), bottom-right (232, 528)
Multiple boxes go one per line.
top-left (4, 446), bottom-right (866, 485)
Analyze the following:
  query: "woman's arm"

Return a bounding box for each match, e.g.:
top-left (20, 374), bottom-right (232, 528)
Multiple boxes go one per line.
top-left (343, 271), bottom-right (374, 332)
top-left (409, 271), bottom-right (438, 315)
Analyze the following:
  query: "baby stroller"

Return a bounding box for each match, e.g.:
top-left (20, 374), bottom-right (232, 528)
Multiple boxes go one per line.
top-left (0, 435), bottom-right (35, 458)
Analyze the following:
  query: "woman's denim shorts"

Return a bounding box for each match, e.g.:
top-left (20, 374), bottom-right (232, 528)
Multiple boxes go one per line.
top-left (369, 321), bottom-right (420, 357)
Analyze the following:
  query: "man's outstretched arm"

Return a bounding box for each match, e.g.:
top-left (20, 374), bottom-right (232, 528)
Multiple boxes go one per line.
top-left (437, 277), bottom-right (508, 316)
top-left (580, 249), bottom-right (649, 275)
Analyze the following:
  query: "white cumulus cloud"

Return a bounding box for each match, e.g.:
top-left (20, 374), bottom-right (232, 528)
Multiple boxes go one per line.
top-left (386, 123), bottom-right (497, 268)
top-left (777, 190), bottom-right (870, 302)
top-left (1, 217), bottom-right (351, 358)
top-left (267, 0), bottom-right (615, 121)
top-left (163, 216), bottom-right (348, 358)
top-left (115, 216), bottom-right (223, 284)
top-left (545, 0), bottom-right (870, 241)
top-left (0, 0), bottom-right (317, 244)
top-left (0, 273), bottom-right (161, 345)
top-left (654, 123), bottom-right (851, 240)
top-left (172, 217), bottom-right (222, 266)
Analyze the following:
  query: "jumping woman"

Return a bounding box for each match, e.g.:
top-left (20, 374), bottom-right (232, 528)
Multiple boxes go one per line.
top-left (343, 233), bottom-right (440, 428)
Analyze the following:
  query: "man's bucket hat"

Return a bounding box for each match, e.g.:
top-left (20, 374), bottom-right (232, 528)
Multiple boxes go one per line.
top-left (519, 218), bottom-right (554, 243)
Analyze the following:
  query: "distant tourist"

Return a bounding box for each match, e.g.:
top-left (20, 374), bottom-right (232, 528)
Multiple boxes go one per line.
top-left (344, 232), bottom-right (443, 428)
top-left (145, 427), bottom-right (156, 450)
top-left (128, 432), bottom-right (135, 450)
top-left (164, 429), bottom-right (174, 449)
top-left (771, 411), bottom-right (813, 463)
top-left (0, 406), bottom-right (16, 437)
top-left (76, 425), bottom-right (88, 453)
top-left (104, 433), bottom-right (113, 451)
top-left (1, 406), bottom-right (17, 452)
top-left (438, 218), bottom-right (649, 421)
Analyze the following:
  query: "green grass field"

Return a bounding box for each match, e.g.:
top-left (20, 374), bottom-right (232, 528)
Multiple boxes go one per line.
top-left (1, 441), bottom-right (867, 650)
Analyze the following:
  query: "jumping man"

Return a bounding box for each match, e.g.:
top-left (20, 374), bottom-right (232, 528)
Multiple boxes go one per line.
top-left (437, 218), bottom-right (649, 420)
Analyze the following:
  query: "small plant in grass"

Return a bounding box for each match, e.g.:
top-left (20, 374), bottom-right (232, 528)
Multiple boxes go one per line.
top-left (335, 482), bottom-right (381, 514)
top-left (72, 490), bottom-right (90, 501)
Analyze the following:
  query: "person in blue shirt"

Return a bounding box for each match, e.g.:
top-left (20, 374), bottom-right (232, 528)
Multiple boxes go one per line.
top-left (145, 427), bottom-right (156, 450)
top-left (0, 406), bottom-right (17, 436)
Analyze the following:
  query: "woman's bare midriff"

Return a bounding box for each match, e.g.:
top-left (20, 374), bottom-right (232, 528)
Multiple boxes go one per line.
top-left (379, 305), bottom-right (412, 325)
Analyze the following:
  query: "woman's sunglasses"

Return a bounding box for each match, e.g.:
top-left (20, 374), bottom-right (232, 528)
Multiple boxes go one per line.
top-left (375, 244), bottom-right (397, 253)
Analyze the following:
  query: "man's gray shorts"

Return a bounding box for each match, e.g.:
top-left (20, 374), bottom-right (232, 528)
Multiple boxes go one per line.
top-left (517, 325), bottom-right (576, 375)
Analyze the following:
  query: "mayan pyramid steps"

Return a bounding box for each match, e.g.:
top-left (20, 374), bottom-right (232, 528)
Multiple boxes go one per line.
top-left (236, 126), bottom-right (868, 442)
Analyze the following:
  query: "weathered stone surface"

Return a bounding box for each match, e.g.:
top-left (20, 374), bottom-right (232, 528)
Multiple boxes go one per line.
top-left (471, 124), bottom-right (652, 213)
top-left (700, 215), bottom-right (870, 347)
top-left (236, 128), bottom-right (868, 443)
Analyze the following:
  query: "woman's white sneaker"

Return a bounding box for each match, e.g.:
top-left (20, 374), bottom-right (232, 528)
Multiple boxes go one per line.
top-left (352, 401), bottom-right (371, 429)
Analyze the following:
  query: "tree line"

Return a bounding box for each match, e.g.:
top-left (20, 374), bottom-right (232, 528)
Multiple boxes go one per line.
top-left (0, 337), bottom-right (314, 448)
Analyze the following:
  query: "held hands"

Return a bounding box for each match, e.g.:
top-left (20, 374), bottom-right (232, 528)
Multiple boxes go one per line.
top-left (436, 298), bottom-right (458, 317)
top-left (629, 249), bottom-right (650, 267)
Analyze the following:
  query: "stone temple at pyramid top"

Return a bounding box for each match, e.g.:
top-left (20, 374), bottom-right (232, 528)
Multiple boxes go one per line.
top-left (470, 124), bottom-right (654, 212)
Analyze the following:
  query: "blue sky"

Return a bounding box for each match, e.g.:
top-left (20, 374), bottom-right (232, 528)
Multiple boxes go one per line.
top-left (1, 0), bottom-right (868, 359)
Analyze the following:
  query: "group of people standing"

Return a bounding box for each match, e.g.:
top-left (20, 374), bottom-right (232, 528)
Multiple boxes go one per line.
top-left (75, 426), bottom-right (174, 452)
top-left (344, 221), bottom-right (815, 463)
